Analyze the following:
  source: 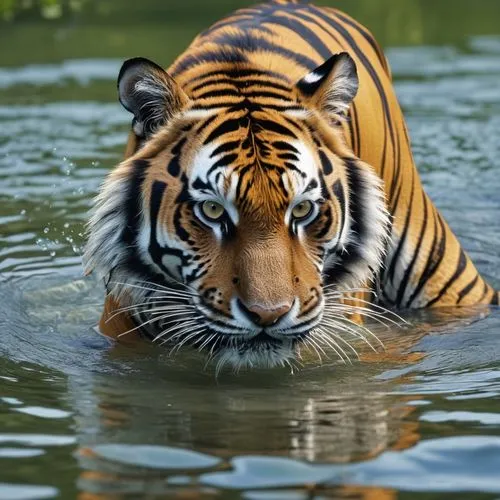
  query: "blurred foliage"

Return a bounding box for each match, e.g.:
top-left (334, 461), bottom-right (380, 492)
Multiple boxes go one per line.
top-left (1, 0), bottom-right (500, 66)
top-left (0, 0), bottom-right (89, 21)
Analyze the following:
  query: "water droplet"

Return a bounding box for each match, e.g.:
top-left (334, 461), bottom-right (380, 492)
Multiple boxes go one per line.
top-left (50, 251), bottom-right (56, 257)
top-left (43, 227), bottom-right (49, 234)
top-left (20, 209), bottom-right (26, 215)
top-left (63, 223), bottom-right (70, 229)
top-left (36, 238), bottom-right (48, 251)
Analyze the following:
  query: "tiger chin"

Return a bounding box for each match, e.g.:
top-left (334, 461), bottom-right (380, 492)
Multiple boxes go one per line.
top-left (84, 1), bottom-right (499, 371)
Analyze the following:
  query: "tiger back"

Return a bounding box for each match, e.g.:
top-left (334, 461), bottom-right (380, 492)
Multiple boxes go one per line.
top-left (85, 0), bottom-right (498, 366)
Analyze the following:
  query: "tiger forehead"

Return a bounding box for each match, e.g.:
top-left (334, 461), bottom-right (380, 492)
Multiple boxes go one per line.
top-left (188, 134), bottom-right (321, 204)
top-left (185, 69), bottom-right (297, 102)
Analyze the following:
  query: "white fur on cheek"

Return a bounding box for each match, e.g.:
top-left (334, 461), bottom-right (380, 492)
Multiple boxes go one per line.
top-left (325, 162), bottom-right (390, 290)
top-left (83, 164), bottom-right (140, 301)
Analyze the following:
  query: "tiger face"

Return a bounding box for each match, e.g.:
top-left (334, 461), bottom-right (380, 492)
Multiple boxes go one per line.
top-left (84, 53), bottom-right (389, 369)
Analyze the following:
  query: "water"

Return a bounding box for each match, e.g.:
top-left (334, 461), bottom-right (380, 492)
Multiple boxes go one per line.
top-left (1, 1), bottom-right (500, 499)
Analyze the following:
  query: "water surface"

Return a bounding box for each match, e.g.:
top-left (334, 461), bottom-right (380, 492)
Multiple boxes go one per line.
top-left (1, 1), bottom-right (500, 499)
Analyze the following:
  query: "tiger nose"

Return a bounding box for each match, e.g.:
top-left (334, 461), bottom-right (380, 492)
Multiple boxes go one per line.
top-left (237, 299), bottom-right (292, 326)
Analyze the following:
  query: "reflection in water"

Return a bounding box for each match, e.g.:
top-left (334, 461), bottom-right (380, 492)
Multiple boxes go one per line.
top-left (1, 276), bottom-right (500, 498)
top-left (7, 275), bottom-right (478, 497)
top-left (69, 358), bottom-right (413, 496)
top-left (65, 307), bottom-right (496, 498)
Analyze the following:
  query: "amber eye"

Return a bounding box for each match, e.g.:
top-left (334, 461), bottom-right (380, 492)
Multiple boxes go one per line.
top-left (201, 200), bottom-right (225, 221)
top-left (291, 200), bottom-right (313, 220)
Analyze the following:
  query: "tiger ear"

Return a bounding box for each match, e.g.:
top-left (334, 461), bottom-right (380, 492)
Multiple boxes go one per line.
top-left (117, 57), bottom-right (189, 138)
top-left (296, 52), bottom-right (358, 117)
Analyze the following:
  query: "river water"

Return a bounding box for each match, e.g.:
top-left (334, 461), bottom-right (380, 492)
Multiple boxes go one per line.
top-left (1, 1), bottom-right (500, 499)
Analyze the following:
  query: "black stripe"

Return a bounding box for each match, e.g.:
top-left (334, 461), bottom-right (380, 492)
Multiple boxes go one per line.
top-left (193, 113), bottom-right (218, 136)
top-left (212, 31), bottom-right (318, 69)
top-left (195, 89), bottom-right (242, 99)
top-left (457, 275), bottom-right (479, 305)
top-left (172, 49), bottom-right (248, 76)
top-left (333, 10), bottom-right (389, 75)
top-left (207, 153), bottom-right (238, 175)
top-left (192, 77), bottom-right (292, 94)
top-left (389, 179), bottom-right (403, 221)
top-left (187, 68), bottom-right (289, 87)
top-left (405, 212), bottom-right (447, 307)
top-left (122, 160), bottom-right (148, 248)
top-left (395, 190), bottom-right (428, 307)
top-left (350, 102), bottom-right (361, 156)
top-left (166, 137), bottom-right (186, 178)
top-left (379, 113), bottom-right (388, 181)
top-left (315, 7), bottom-right (397, 175)
top-left (255, 118), bottom-right (298, 138)
top-left (289, 8), bottom-right (344, 53)
top-left (323, 158), bottom-right (367, 284)
top-left (314, 205), bottom-right (332, 240)
top-left (386, 172), bottom-right (415, 287)
top-left (148, 181), bottom-right (181, 277)
top-left (404, 209), bottom-right (437, 307)
top-left (191, 177), bottom-right (212, 192)
top-left (267, 12), bottom-right (332, 60)
top-left (203, 117), bottom-right (244, 145)
top-left (318, 149), bottom-right (333, 175)
top-left (425, 250), bottom-right (468, 307)
top-left (332, 178), bottom-right (346, 241)
top-left (185, 265), bottom-right (209, 284)
top-left (210, 140), bottom-right (241, 157)
top-left (244, 90), bottom-right (292, 100)
top-left (272, 141), bottom-right (299, 153)
top-left (277, 152), bottom-right (297, 162)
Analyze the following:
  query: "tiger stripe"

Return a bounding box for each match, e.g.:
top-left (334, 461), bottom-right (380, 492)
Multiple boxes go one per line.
top-left (85, 0), bottom-right (499, 366)
top-left (165, 0), bottom-right (498, 307)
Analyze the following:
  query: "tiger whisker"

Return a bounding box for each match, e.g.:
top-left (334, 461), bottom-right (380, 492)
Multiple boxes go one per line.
top-left (108, 298), bottom-right (193, 317)
top-left (106, 304), bottom-right (196, 323)
top-left (197, 333), bottom-right (218, 352)
top-left (322, 303), bottom-right (397, 329)
top-left (321, 314), bottom-right (378, 348)
top-left (147, 306), bottom-right (196, 317)
top-left (322, 285), bottom-right (374, 295)
top-left (314, 326), bottom-right (359, 361)
top-left (128, 278), bottom-right (198, 297)
top-left (109, 281), bottom-right (196, 299)
top-left (331, 312), bottom-right (385, 350)
top-left (115, 310), bottom-right (182, 338)
top-left (323, 292), bottom-right (407, 324)
top-left (208, 335), bottom-right (222, 358)
top-left (303, 335), bottom-right (327, 364)
top-left (313, 327), bottom-right (352, 364)
top-left (153, 318), bottom-right (202, 343)
top-left (320, 315), bottom-right (380, 353)
top-left (167, 326), bottom-right (207, 353)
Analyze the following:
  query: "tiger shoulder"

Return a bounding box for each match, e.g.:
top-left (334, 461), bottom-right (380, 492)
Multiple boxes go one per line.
top-left (84, 0), bottom-right (499, 369)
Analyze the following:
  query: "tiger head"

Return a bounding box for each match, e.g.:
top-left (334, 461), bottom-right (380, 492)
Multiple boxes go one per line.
top-left (84, 53), bottom-right (389, 370)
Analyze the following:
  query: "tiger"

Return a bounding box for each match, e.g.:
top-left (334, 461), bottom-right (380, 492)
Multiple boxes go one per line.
top-left (84, 0), bottom-right (499, 370)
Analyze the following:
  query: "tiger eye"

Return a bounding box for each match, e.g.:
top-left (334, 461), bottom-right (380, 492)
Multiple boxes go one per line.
top-left (292, 200), bottom-right (313, 220)
top-left (201, 200), bottom-right (225, 221)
